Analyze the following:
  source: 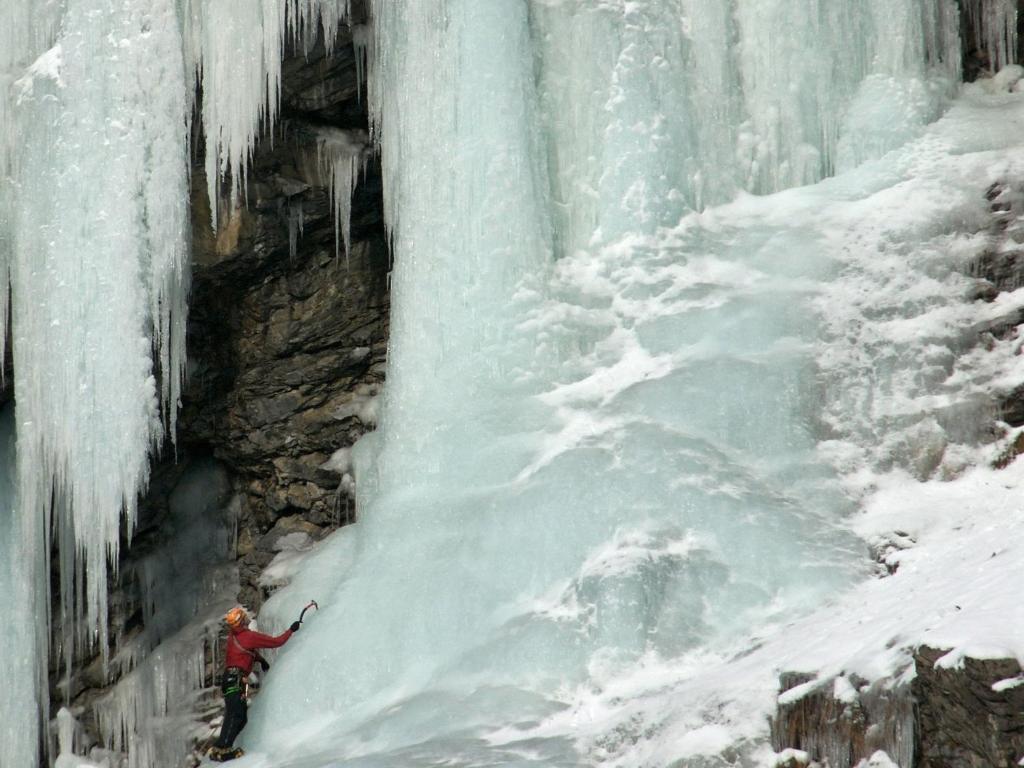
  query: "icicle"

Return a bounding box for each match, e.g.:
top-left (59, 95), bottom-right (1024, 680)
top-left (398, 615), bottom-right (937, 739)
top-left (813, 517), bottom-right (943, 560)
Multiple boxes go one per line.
top-left (0, 408), bottom-right (44, 768)
top-left (963, 0), bottom-right (1019, 72)
top-left (288, 199), bottom-right (305, 260)
top-left (316, 127), bottom-right (369, 259)
top-left (93, 460), bottom-right (234, 768)
top-left (189, 0), bottom-right (351, 230)
top-left (95, 622), bottom-right (217, 768)
top-left (352, 23), bottom-right (372, 101)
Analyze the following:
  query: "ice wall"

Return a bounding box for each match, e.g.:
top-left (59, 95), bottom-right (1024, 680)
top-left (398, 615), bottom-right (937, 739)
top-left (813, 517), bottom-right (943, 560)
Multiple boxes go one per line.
top-left (0, 1), bottom-right (352, 766)
top-left (244, 0), bottom-right (997, 763)
top-left (0, 0), bottom-right (1019, 766)
top-left (0, 408), bottom-right (45, 768)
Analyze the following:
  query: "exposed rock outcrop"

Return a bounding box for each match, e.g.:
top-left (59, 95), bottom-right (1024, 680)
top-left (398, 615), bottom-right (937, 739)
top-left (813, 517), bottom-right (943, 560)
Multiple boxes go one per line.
top-left (965, 183), bottom-right (1024, 465)
top-left (176, 6), bottom-right (387, 610)
top-left (773, 647), bottom-right (1024, 767)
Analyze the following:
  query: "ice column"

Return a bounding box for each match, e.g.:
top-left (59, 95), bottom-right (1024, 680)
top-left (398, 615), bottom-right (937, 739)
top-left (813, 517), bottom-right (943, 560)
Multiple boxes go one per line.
top-left (964, 0), bottom-right (1019, 72)
top-left (365, 0), bottom-right (553, 470)
top-left (9, 0), bottom-right (192, 670)
top-left (0, 408), bottom-right (44, 768)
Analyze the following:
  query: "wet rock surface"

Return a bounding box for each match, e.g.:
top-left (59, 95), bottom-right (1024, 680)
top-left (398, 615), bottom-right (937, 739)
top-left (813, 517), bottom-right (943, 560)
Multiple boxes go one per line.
top-left (773, 647), bottom-right (1024, 768)
top-left (177, 7), bottom-right (386, 611)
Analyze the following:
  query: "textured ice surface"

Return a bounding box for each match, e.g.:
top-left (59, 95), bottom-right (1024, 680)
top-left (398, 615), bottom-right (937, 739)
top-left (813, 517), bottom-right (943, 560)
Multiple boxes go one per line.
top-left (239, 4), bottom-right (1024, 768)
top-left (9, 1), bottom-right (192, 673)
top-left (1, 1), bottom-right (1023, 767)
top-left (255, 83), bottom-right (1024, 768)
top-left (0, 1), bottom-right (352, 766)
top-left (0, 408), bottom-right (44, 768)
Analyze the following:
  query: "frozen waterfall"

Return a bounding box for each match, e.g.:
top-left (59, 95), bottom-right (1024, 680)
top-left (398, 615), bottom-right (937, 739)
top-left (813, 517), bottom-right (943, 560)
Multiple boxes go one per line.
top-left (0, 1), bottom-right (350, 766)
top-left (246, 0), bottom-right (1018, 766)
top-left (1, 0), bottom-right (1023, 766)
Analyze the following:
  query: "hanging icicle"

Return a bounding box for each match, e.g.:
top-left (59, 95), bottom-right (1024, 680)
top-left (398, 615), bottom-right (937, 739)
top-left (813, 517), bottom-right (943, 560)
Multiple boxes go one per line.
top-left (0, 1), bottom-right (354, 766)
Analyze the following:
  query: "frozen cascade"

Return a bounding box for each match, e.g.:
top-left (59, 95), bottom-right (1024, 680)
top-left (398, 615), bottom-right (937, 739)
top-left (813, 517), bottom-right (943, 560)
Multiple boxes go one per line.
top-left (0, 1), bottom-right (1018, 767)
top-left (0, 1), bottom-right (352, 766)
top-left (242, 1), bottom-right (1014, 765)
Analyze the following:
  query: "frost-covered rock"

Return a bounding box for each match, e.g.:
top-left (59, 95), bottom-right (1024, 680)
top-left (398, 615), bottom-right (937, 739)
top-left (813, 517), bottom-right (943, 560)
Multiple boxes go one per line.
top-left (774, 647), bottom-right (1024, 768)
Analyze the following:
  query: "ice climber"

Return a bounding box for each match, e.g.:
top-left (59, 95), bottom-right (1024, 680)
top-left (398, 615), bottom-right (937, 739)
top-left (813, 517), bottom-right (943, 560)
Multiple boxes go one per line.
top-left (208, 606), bottom-right (300, 762)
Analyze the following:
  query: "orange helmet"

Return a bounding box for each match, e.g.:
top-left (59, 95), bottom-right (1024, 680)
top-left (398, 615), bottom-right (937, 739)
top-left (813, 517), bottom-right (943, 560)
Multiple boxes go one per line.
top-left (224, 606), bottom-right (248, 629)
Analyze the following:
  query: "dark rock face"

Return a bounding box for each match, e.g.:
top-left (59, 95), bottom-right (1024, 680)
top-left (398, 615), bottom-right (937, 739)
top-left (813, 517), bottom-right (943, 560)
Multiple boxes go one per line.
top-left (176, 11), bottom-right (388, 609)
top-left (773, 647), bottom-right (1024, 768)
top-left (914, 648), bottom-right (1024, 768)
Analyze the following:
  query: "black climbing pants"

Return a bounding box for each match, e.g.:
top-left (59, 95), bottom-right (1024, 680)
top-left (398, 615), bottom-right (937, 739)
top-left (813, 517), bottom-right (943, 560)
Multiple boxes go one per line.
top-left (214, 669), bottom-right (248, 749)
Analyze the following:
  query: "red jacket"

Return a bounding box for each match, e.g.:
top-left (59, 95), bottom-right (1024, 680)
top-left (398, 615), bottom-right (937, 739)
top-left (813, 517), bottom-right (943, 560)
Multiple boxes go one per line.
top-left (225, 626), bottom-right (293, 675)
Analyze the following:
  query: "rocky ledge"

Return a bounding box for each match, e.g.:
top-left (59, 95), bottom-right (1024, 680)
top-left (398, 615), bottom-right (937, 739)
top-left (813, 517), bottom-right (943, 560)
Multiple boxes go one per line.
top-left (773, 647), bottom-right (1024, 768)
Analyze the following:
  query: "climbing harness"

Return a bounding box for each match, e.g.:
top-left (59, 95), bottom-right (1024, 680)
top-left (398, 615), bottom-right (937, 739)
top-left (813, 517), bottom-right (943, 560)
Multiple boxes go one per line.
top-left (221, 668), bottom-right (245, 697)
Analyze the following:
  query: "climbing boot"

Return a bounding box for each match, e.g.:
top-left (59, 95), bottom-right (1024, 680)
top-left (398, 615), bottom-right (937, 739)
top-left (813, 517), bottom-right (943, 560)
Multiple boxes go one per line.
top-left (209, 746), bottom-right (245, 762)
top-left (208, 746), bottom-right (244, 762)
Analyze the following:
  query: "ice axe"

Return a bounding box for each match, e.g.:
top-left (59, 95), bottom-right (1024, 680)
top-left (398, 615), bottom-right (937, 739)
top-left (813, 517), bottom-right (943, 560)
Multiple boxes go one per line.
top-left (298, 599), bottom-right (319, 624)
